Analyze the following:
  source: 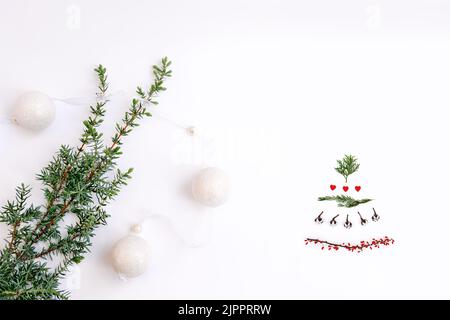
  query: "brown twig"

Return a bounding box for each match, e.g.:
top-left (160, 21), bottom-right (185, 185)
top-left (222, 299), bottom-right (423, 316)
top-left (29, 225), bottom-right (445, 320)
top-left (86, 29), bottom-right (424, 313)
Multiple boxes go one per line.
top-left (8, 220), bottom-right (20, 251)
top-left (30, 134), bottom-right (91, 236)
top-left (305, 236), bottom-right (395, 252)
top-left (30, 233), bottom-right (80, 260)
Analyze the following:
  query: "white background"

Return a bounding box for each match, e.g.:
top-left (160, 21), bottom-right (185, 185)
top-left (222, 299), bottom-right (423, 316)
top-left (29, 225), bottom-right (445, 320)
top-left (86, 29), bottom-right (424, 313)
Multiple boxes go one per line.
top-left (1, 0), bottom-right (450, 299)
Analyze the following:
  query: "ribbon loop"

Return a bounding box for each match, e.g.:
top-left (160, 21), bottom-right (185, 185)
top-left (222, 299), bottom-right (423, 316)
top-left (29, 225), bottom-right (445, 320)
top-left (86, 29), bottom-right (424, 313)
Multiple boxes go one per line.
top-left (53, 90), bottom-right (126, 106)
top-left (0, 117), bottom-right (12, 125)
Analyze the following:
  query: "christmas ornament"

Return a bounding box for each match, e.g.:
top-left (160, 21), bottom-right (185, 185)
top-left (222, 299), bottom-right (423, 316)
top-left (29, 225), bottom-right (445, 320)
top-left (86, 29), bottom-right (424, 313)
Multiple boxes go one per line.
top-left (0, 57), bottom-right (172, 300)
top-left (109, 212), bottom-right (212, 281)
top-left (306, 154), bottom-right (394, 252)
top-left (191, 167), bottom-right (230, 207)
top-left (12, 91), bottom-right (56, 131)
top-left (111, 233), bottom-right (151, 279)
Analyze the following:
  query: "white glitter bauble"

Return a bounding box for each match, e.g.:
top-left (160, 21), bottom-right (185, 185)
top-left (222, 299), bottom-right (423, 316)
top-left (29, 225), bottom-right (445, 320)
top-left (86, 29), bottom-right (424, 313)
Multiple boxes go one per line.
top-left (191, 167), bottom-right (230, 207)
top-left (111, 235), bottom-right (150, 278)
top-left (12, 91), bottom-right (55, 131)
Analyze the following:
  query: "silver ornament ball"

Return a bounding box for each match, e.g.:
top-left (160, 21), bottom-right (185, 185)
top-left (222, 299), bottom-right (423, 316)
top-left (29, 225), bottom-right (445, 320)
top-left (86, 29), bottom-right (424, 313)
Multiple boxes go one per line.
top-left (191, 167), bottom-right (230, 207)
top-left (111, 235), bottom-right (150, 278)
top-left (12, 91), bottom-right (55, 131)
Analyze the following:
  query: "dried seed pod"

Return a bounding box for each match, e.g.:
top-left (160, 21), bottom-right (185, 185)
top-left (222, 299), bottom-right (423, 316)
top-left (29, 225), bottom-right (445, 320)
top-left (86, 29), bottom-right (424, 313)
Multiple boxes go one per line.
top-left (330, 214), bottom-right (339, 226)
top-left (344, 214), bottom-right (352, 229)
top-left (358, 211), bottom-right (368, 226)
top-left (314, 211), bottom-right (324, 224)
top-left (371, 208), bottom-right (380, 222)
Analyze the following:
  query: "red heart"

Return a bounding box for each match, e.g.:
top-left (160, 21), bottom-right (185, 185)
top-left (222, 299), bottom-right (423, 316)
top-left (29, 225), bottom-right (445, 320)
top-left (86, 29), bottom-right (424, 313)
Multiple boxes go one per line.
top-left (330, 184), bottom-right (336, 191)
top-left (355, 186), bottom-right (361, 192)
top-left (343, 186), bottom-right (349, 192)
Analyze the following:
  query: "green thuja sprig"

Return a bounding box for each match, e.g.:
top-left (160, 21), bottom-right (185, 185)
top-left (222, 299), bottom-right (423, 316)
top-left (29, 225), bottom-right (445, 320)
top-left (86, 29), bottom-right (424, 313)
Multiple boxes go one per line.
top-left (0, 57), bottom-right (172, 300)
top-left (335, 154), bottom-right (360, 183)
top-left (318, 195), bottom-right (372, 208)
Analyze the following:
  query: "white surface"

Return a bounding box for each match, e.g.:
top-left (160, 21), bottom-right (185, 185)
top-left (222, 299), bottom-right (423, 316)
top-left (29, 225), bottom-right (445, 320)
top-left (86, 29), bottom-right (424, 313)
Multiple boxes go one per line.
top-left (1, 0), bottom-right (450, 299)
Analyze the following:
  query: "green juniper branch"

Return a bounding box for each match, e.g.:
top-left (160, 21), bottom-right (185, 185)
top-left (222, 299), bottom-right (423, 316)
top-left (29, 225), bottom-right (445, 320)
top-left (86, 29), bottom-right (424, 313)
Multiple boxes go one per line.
top-left (0, 57), bottom-right (172, 300)
top-left (30, 66), bottom-right (109, 247)
top-left (318, 195), bottom-right (372, 208)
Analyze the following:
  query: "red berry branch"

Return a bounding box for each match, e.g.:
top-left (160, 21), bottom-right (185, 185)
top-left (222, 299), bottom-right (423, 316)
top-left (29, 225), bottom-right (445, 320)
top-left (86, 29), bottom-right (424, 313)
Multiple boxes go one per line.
top-left (304, 236), bottom-right (394, 253)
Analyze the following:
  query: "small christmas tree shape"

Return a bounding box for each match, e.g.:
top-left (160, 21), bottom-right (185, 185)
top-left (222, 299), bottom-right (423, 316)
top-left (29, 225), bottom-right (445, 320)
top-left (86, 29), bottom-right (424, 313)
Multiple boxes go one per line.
top-left (0, 57), bottom-right (172, 300)
top-left (305, 154), bottom-right (395, 253)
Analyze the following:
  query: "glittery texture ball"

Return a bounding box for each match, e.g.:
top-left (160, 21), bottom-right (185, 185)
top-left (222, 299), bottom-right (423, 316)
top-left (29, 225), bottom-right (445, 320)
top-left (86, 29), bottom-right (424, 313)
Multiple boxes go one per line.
top-left (191, 167), bottom-right (230, 207)
top-left (12, 91), bottom-right (55, 131)
top-left (111, 235), bottom-right (150, 278)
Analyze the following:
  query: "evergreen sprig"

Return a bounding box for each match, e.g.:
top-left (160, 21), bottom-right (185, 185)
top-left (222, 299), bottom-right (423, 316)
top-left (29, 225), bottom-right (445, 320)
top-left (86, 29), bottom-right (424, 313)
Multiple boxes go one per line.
top-left (0, 57), bottom-right (172, 300)
top-left (318, 195), bottom-right (372, 208)
top-left (335, 154), bottom-right (360, 183)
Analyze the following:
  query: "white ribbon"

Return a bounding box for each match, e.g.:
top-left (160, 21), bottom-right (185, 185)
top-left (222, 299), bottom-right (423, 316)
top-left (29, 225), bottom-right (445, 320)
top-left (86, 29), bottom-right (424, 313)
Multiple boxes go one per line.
top-left (134, 97), bottom-right (187, 131)
top-left (136, 212), bottom-right (212, 249)
top-left (52, 90), bottom-right (126, 106)
top-left (1, 91), bottom-right (194, 135)
top-left (0, 117), bottom-right (12, 125)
